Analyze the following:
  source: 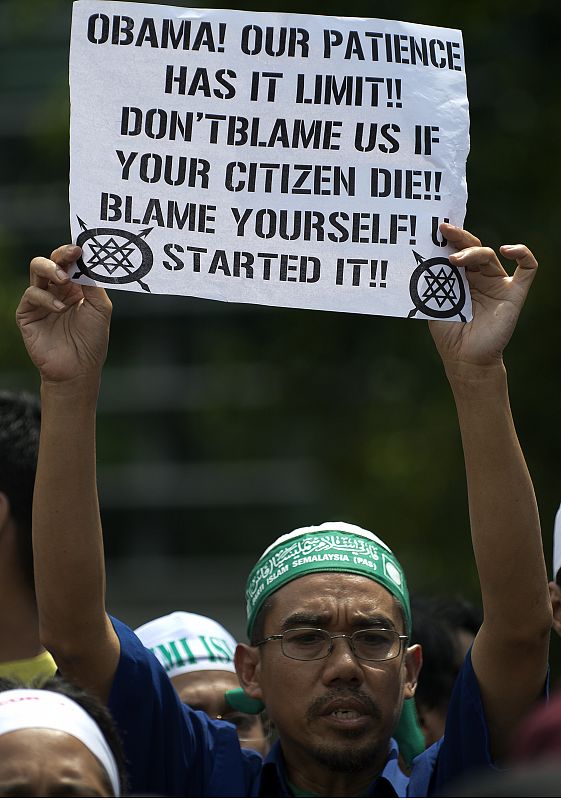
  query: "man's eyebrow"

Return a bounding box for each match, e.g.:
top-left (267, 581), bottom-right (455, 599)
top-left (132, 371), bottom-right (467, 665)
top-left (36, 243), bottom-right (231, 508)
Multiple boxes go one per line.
top-left (279, 612), bottom-right (399, 630)
top-left (353, 614), bottom-right (398, 630)
top-left (280, 611), bottom-right (329, 629)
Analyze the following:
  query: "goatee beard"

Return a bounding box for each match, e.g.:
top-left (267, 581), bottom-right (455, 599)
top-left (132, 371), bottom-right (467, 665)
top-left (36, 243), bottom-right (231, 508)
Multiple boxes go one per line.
top-left (304, 688), bottom-right (385, 773)
top-left (307, 739), bottom-right (386, 773)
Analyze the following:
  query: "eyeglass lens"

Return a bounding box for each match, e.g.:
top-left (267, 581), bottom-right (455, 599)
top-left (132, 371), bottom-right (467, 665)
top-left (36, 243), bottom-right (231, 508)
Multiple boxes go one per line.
top-left (281, 628), bottom-right (401, 661)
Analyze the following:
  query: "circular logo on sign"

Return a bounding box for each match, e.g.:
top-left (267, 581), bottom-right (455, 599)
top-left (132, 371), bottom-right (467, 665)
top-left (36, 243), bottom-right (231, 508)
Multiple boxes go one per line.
top-left (75, 219), bottom-right (153, 293)
top-left (408, 252), bottom-right (466, 321)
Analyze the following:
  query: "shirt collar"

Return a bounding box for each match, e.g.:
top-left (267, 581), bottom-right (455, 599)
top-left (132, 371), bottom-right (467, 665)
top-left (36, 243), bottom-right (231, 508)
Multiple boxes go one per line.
top-left (375, 739), bottom-right (408, 796)
top-left (259, 738), bottom-right (408, 797)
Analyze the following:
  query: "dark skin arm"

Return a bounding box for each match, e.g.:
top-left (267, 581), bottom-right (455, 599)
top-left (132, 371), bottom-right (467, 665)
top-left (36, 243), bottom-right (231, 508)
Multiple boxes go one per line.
top-left (16, 246), bottom-right (118, 701)
top-left (429, 224), bottom-right (551, 759)
top-left (16, 225), bottom-right (551, 741)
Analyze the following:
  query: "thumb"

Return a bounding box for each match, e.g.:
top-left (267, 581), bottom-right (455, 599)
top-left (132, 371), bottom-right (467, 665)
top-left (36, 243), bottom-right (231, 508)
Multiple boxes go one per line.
top-left (81, 284), bottom-right (113, 316)
top-left (500, 244), bottom-right (538, 294)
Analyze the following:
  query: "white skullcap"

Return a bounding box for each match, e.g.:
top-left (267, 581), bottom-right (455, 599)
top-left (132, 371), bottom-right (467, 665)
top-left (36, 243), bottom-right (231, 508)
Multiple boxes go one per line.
top-left (257, 520), bottom-right (393, 559)
top-left (0, 689), bottom-right (120, 796)
top-left (135, 611), bottom-right (237, 679)
top-left (553, 503), bottom-right (561, 579)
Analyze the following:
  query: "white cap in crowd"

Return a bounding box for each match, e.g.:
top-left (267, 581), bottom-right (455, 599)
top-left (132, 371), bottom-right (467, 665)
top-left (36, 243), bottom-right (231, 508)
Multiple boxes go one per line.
top-left (135, 611), bottom-right (238, 679)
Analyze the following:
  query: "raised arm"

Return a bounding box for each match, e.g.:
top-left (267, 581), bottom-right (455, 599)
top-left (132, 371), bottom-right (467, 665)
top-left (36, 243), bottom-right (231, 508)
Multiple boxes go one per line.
top-left (430, 224), bottom-right (551, 759)
top-left (16, 246), bottom-right (119, 701)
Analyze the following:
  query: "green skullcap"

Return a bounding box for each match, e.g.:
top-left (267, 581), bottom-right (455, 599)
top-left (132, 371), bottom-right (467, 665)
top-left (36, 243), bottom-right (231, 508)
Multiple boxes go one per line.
top-left (246, 522), bottom-right (411, 638)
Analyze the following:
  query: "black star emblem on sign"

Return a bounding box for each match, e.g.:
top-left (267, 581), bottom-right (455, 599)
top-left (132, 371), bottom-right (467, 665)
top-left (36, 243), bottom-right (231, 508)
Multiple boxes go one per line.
top-left (74, 217), bottom-right (154, 293)
top-left (88, 238), bottom-right (136, 275)
top-left (423, 266), bottom-right (458, 307)
top-left (408, 251), bottom-right (466, 321)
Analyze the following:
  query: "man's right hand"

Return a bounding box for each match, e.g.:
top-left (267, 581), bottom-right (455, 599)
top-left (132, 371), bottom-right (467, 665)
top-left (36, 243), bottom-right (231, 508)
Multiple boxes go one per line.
top-left (16, 245), bottom-right (120, 703)
top-left (16, 244), bottom-right (112, 384)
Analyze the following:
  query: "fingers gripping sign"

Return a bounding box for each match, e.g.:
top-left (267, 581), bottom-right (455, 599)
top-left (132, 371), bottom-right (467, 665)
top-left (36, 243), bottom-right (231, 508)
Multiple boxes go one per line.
top-left (429, 224), bottom-right (538, 368)
top-left (16, 245), bottom-right (113, 384)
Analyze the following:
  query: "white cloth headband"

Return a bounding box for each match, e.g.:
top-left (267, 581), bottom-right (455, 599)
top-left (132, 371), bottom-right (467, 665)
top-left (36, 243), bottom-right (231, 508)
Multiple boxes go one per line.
top-left (135, 611), bottom-right (237, 679)
top-left (0, 689), bottom-right (120, 796)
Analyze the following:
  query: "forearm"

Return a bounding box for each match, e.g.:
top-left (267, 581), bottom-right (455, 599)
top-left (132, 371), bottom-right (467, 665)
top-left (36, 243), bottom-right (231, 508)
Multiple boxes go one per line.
top-left (446, 361), bottom-right (551, 636)
top-left (34, 376), bottom-right (110, 654)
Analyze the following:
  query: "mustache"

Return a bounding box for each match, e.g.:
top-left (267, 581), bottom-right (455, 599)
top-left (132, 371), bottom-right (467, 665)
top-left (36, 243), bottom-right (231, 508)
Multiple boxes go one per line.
top-left (306, 689), bottom-right (382, 722)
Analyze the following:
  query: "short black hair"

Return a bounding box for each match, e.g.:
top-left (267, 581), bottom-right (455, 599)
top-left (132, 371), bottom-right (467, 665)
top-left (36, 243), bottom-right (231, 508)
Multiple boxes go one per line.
top-left (410, 594), bottom-right (482, 713)
top-left (0, 675), bottom-right (128, 796)
top-left (428, 595), bottom-right (483, 638)
top-left (0, 391), bottom-right (40, 588)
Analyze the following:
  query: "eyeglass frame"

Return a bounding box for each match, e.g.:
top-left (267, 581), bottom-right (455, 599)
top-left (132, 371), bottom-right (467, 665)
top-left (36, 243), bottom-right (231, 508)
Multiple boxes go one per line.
top-left (254, 627), bottom-right (409, 662)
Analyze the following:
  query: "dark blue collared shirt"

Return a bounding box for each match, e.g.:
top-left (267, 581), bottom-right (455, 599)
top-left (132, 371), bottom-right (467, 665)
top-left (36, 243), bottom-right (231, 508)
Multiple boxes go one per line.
top-left (108, 617), bottom-right (495, 797)
top-left (259, 739), bottom-right (411, 796)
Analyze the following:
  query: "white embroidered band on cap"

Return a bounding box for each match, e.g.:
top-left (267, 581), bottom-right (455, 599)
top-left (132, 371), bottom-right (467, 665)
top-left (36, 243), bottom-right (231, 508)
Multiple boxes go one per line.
top-left (0, 689), bottom-right (120, 796)
top-left (246, 521), bottom-right (411, 638)
top-left (135, 611), bottom-right (237, 679)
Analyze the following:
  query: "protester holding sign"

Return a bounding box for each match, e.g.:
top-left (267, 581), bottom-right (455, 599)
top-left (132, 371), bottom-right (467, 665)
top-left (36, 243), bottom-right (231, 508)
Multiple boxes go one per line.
top-left (15, 221), bottom-right (551, 796)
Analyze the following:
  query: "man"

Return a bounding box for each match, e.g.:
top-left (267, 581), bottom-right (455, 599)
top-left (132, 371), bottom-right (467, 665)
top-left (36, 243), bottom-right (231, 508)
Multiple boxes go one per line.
top-left (0, 392), bottom-right (56, 682)
top-left (0, 676), bottom-right (126, 796)
top-left (135, 611), bottom-right (269, 755)
top-left (15, 224), bottom-right (552, 796)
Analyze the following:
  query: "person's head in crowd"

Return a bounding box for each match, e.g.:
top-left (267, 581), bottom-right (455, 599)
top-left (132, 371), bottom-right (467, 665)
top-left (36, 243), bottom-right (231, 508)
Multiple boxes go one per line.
top-left (410, 595), bottom-right (482, 747)
top-left (548, 503), bottom-right (561, 637)
top-left (135, 611), bottom-right (270, 755)
top-left (0, 675), bottom-right (127, 797)
top-left (428, 595), bottom-right (482, 662)
top-left (0, 391), bottom-right (56, 682)
top-left (234, 522), bottom-right (422, 781)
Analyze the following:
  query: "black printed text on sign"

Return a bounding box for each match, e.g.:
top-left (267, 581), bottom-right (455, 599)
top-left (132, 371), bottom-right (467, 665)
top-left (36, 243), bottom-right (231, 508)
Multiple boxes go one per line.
top-left (70, 1), bottom-right (471, 320)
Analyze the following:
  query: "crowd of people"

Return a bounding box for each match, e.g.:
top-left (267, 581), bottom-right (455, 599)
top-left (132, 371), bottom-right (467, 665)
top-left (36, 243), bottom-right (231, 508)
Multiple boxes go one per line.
top-left (0, 223), bottom-right (559, 797)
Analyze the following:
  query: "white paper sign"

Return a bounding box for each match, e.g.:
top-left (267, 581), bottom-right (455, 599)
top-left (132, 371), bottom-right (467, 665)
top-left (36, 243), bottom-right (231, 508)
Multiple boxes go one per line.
top-left (69, 0), bottom-right (471, 320)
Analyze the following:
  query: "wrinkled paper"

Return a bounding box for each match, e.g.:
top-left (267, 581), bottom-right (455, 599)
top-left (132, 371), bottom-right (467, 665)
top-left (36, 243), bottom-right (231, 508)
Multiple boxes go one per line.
top-left (70, 0), bottom-right (471, 320)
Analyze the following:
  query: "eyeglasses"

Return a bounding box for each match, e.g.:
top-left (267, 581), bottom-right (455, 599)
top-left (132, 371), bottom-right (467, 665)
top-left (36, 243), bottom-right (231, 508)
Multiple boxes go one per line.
top-left (255, 627), bottom-right (408, 662)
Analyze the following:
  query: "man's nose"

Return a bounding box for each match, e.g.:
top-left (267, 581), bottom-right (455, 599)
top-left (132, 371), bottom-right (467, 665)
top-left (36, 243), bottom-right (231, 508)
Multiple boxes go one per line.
top-left (320, 635), bottom-right (363, 685)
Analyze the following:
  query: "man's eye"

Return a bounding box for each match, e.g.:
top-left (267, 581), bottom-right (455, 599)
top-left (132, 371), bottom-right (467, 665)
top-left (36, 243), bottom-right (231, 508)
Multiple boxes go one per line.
top-left (359, 631), bottom-right (391, 645)
top-left (290, 632), bottom-right (324, 645)
top-left (355, 630), bottom-right (396, 653)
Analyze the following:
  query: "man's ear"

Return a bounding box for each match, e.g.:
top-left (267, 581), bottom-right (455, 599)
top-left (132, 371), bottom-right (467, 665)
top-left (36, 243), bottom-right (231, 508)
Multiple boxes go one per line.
top-left (403, 643), bottom-right (422, 700)
top-left (234, 643), bottom-right (264, 701)
top-left (549, 581), bottom-right (561, 638)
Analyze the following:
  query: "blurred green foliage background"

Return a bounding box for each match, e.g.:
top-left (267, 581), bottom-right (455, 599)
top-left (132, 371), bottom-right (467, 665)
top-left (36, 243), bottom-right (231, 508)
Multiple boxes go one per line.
top-left (1, 0), bottom-right (560, 653)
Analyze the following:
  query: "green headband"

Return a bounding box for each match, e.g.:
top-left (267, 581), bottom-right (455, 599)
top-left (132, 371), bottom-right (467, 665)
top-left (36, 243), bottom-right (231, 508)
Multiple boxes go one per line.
top-left (246, 523), bottom-right (411, 638)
